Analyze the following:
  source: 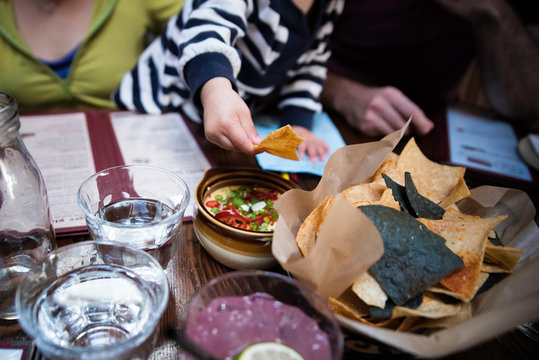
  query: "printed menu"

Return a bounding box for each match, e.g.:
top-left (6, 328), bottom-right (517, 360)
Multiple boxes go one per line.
top-left (20, 111), bottom-right (212, 237)
top-left (446, 106), bottom-right (532, 182)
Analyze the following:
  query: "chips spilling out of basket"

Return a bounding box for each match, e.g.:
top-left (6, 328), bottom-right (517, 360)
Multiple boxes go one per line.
top-left (255, 124), bottom-right (304, 160)
top-left (294, 138), bottom-right (523, 333)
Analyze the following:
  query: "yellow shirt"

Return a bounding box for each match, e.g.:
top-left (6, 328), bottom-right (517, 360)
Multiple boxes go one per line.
top-left (0, 0), bottom-right (183, 112)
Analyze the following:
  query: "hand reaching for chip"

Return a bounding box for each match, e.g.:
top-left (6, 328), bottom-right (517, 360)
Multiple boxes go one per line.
top-left (201, 77), bottom-right (262, 155)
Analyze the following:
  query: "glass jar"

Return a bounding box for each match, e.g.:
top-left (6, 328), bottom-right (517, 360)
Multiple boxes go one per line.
top-left (0, 93), bottom-right (56, 320)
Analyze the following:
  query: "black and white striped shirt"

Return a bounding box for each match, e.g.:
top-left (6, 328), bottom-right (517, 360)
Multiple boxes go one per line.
top-left (114, 0), bottom-right (344, 129)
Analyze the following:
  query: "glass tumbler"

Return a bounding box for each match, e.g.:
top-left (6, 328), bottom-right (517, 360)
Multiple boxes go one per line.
top-left (0, 93), bottom-right (56, 320)
top-left (16, 240), bottom-right (169, 360)
top-left (77, 165), bottom-right (190, 269)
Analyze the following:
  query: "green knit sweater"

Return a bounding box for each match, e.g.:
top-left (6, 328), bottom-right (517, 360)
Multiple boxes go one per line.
top-left (0, 0), bottom-right (183, 112)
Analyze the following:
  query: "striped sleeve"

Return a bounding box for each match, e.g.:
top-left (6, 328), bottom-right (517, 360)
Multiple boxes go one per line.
top-left (279, 0), bottom-right (344, 129)
top-left (115, 0), bottom-right (251, 114)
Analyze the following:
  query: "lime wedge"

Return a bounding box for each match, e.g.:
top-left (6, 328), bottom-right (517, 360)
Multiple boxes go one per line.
top-left (235, 342), bottom-right (304, 360)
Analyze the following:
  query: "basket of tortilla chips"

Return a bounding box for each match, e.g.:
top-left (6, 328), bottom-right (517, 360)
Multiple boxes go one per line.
top-left (271, 124), bottom-right (539, 358)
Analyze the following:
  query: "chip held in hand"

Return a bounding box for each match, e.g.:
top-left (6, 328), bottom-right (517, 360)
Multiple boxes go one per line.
top-left (255, 125), bottom-right (304, 160)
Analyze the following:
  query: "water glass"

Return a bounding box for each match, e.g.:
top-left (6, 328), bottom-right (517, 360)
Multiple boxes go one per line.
top-left (16, 240), bottom-right (169, 360)
top-left (77, 165), bottom-right (190, 269)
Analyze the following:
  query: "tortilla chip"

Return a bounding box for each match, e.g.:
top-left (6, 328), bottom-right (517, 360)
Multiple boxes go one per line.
top-left (382, 173), bottom-right (412, 213)
top-left (429, 272), bottom-right (490, 301)
top-left (484, 243), bottom-right (523, 272)
top-left (397, 316), bottom-right (420, 332)
top-left (328, 288), bottom-right (370, 321)
top-left (418, 214), bottom-right (506, 301)
top-left (360, 205), bottom-right (464, 306)
top-left (372, 158), bottom-right (402, 185)
top-left (405, 301), bottom-right (472, 332)
top-left (488, 231), bottom-right (503, 246)
top-left (375, 188), bottom-right (401, 210)
top-left (342, 182), bottom-right (387, 207)
top-left (481, 263), bottom-right (508, 273)
top-left (392, 293), bottom-right (463, 319)
top-left (254, 124), bottom-right (304, 160)
top-left (439, 177), bottom-right (470, 209)
top-left (370, 294), bottom-right (423, 319)
top-left (397, 138), bottom-right (468, 206)
top-left (404, 172), bottom-right (445, 219)
top-left (295, 196), bottom-right (333, 256)
top-left (352, 271), bottom-right (388, 309)
top-left (382, 172), bottom-right (446, 219)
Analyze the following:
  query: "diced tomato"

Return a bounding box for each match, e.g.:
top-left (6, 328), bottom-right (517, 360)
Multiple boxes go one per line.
top-left (254, 214), bottom-right (273, 225)
top-left (215, 212), bottom-right (252, 230)
top-left (250, 189), bottom-right (266, 198)
top-left (205, 200), bottom-right (220, 208)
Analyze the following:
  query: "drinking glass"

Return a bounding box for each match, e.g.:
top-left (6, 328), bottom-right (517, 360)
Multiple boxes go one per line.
top-left (16, 240), bottom-right (169, 360)
top-left (77, 165), bottom-right (190, 269)
top-left (183, 270), bottom-right (344, 360)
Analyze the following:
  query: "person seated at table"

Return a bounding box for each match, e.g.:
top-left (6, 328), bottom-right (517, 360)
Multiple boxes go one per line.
top-left (320, 0), bottom-right (539, 137)
top-left (0, 0), bottom-right (184, 112)
top-left (114, 0), bottom-right (344, 162)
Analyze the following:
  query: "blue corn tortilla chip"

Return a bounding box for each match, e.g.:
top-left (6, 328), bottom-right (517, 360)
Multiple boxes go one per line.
top-left (360, 205), bottom-right (464, 306)
top-left (382, 173), bottom-right (412, 213)
top-left (404, 172), bottom-right (445, 219)
top-left (369, 293), bottom-right (423, 319)
top-left (488, 231), bottom-right (503, 246)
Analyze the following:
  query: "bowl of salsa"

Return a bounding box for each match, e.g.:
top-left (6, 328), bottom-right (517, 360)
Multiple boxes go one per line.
top-left (183, 270), bottom-right (343, 360)
top-left (194, 168), bottom-right (298, 269)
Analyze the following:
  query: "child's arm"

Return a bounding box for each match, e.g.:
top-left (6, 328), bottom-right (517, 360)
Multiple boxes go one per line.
top-left (200, 77), bottom-right (261, 155)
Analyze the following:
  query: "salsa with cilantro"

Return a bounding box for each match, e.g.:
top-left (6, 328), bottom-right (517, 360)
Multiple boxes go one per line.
top-left (204, 185), bottom-right (280, 232)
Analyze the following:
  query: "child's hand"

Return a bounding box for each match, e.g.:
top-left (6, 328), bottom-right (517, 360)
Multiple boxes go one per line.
top-left (200, 77), bottom-right (261, 155)
top-left (291, 125), bottom-right (330, 162)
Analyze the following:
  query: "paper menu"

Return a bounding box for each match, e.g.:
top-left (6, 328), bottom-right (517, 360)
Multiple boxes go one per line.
top-left (20, 111), bottom-right (211, 236)
top-left (20, 113), bottom-right (96, 234)
top-left (447, 107), bottom-right (532, 182)
top-left (109, 112), bottom-right (212, 220)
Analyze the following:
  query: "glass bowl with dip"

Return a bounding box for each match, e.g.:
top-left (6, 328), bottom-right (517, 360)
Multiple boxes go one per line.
top-left (194, 168), bottom-right (298, 270)
top-left (183, 270), bottom-right (343, 360)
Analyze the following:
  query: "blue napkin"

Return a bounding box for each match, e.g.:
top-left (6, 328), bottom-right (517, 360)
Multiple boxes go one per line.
top-left (254, 112), bottom-right (346, 176)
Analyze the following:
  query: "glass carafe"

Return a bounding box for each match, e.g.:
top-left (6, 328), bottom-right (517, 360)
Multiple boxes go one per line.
top-left (0, 93), bottom-right (56, 320)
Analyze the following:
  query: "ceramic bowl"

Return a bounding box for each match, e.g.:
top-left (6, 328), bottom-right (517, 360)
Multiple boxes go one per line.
top-left (193, 168), bottom-right (298, 269)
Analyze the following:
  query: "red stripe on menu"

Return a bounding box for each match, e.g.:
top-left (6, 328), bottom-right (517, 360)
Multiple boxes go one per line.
top-left (85, 110), bottom-right (125, 171)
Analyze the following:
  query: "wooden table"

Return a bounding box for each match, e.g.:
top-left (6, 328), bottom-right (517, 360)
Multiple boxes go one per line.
top-left (1, 109), bottom-right (538, 360)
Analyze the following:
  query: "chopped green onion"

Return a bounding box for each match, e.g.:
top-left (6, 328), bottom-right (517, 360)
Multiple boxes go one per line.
top-left (233, 197), bottom-right (243, 208)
